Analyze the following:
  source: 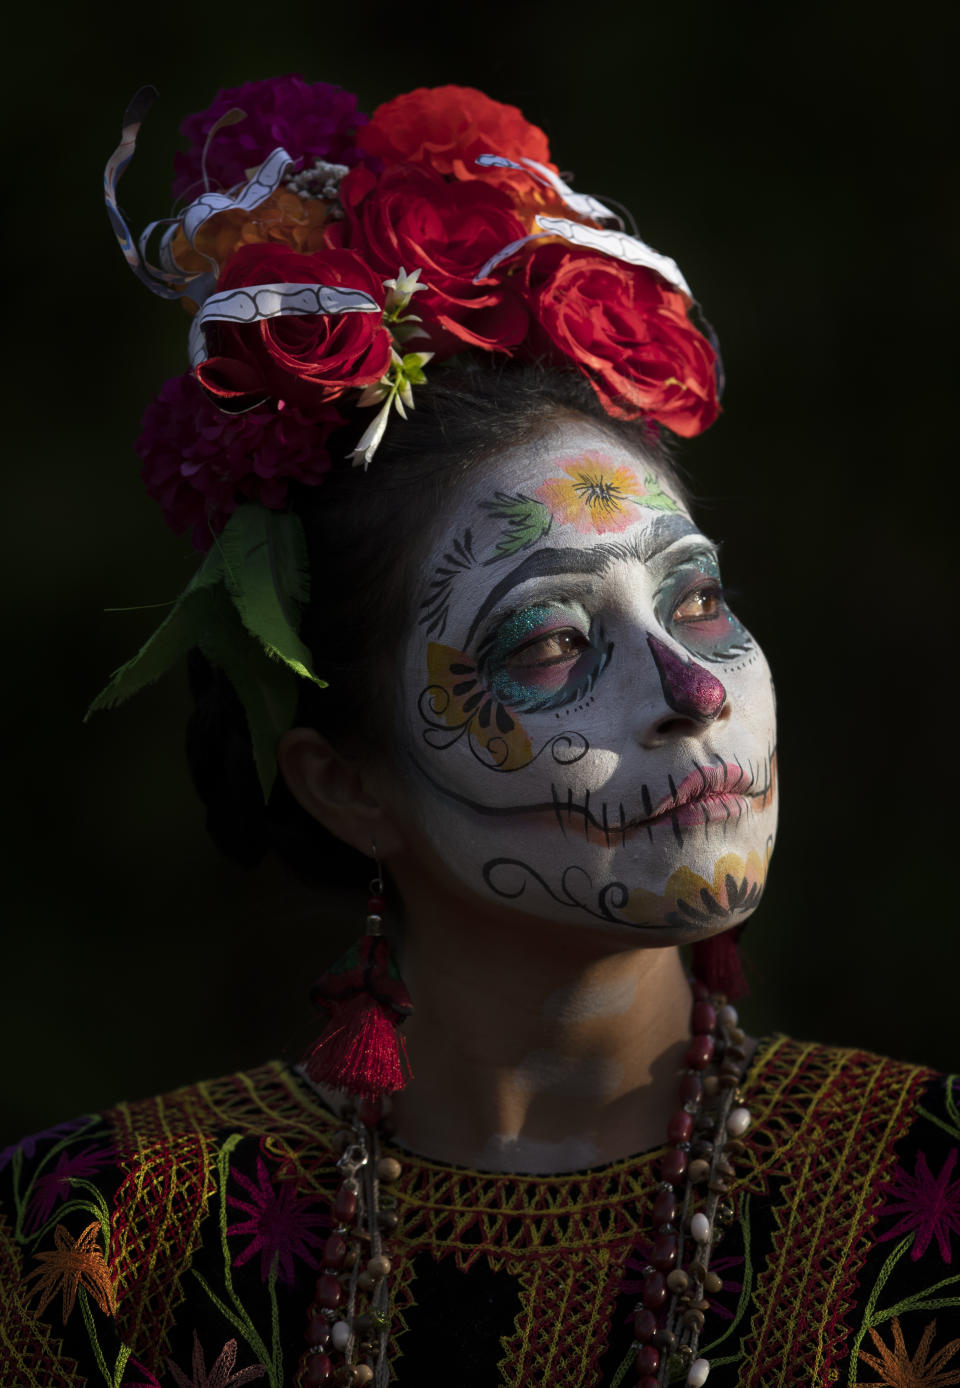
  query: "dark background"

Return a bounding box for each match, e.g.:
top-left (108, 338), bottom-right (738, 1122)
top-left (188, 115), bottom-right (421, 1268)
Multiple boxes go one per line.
top-left (2, 3), bottom-right (956, 1143)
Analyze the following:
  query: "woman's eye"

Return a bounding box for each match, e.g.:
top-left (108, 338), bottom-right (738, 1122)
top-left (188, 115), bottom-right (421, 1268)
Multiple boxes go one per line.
top-left (672, 585), bottom-right (724, 622)
top-left (506, 629), bottom-right (587, 669)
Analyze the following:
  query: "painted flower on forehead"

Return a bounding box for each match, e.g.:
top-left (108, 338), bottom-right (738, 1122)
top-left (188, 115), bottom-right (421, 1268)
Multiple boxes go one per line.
top-left (357, 85), bottom-right (557, 190)
top-left (535, 454), bottom-right (679, 534)
top-left (173, 75), bottom-right (368, 200)
top-left (523, 244), bottom-right (720, 437)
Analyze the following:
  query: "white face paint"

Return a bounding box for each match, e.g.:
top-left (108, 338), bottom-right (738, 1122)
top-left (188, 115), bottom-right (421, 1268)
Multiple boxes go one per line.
top-left (397, 423), bottom-right (778, 941)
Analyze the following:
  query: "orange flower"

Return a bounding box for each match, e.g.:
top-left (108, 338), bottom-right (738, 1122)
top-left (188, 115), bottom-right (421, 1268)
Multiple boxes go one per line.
top-left (855, 1316), bottom-right (960, 1387)
top-left (168, 189), bottom-right (330, 279)
top-left (535, 455), bottom-right (677, 534)
top-left (26, 1220), bottom-right (117, 1324)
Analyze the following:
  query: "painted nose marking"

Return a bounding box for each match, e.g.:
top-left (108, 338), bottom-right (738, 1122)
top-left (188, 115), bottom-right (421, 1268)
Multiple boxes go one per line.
top-left (647, 634), bottom-right (726, 721)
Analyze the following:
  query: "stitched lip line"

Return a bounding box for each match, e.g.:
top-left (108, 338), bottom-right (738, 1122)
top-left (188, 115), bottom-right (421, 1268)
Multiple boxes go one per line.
top-left (549, 751), bottom-right (777, 847)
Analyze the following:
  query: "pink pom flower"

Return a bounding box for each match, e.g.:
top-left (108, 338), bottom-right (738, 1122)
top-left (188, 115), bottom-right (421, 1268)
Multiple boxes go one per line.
top-left (172, 75), bottom-right (369, 202)
top-left (137, 373), bottom-right (339, 549)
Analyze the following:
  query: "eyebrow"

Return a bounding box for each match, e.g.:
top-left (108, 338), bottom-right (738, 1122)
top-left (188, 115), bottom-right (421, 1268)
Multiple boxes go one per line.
top-left (463, 513), bottom-right (704, 646)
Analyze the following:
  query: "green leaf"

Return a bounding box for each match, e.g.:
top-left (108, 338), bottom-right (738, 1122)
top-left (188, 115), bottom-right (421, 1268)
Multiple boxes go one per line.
top-left (218, 507), bottom-right (324, 685)
top-left (482, 491), bottom-right (553, 561)
top-left (85, 548), bottom-right (225, 717)
top-left (200, 587), bottom-right (300, 798)
top-left (639, 473), bottom-right (680, 512)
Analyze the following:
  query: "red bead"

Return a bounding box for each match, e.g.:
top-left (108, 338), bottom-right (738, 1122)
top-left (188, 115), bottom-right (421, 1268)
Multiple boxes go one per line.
top-left (637, 1344), bottom-right (660, 1375)
top-left (652, 1189), bottom-right (677, 1227)
top-left (632, 1307), bottom-right (657, 1342)
top-left (685, 1034), bottom-right (715, 1070)
top-left (639, 1377), bottom-right (660, 1388)
top-left (679, 1071), bottom-right (704, 1104)
top-left (692, 1000), bottom-right (717, 1035)
top-left (651, 1232), bottom-right (678, 1273)
top-left (660, 1147), bottom-right (688, 1184)
top-left (692, 979), bottom-right (710, 1000)
top-left (300, 1353), bottom-right (332, 1386)
top-left (333, 1185), bottom-right (357, 1222)
top-left (357, 1097), bottom-right (383, 1126)
top-left (315, 1273), bottom-right (342, 1309)
top-left (667, 1110), bottom-right (694, 1144)
top-left (367, 895), bottom-right (386, 914)
top-left (641, 1270), bottom-right (667, 1310)
top-left (306, 1312), bottom-right (330, 1346)
top-left (323, 1233), bottom-right (347, 1268)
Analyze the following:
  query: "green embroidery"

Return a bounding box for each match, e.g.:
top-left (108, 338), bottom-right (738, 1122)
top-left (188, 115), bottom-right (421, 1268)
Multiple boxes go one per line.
top-left (482, 491), bottom-right (552, 561)
top-left (847, 1233), bottom-right (960, 1384)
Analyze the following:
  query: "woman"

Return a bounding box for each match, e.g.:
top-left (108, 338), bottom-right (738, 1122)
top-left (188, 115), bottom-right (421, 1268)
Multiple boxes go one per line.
top-left (1, 76), bottom-right (956, 1388)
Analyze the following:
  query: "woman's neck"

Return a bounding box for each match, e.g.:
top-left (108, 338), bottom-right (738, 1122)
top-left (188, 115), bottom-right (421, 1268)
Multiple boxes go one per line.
top-left (388, 886), bottom-right (695, 1173)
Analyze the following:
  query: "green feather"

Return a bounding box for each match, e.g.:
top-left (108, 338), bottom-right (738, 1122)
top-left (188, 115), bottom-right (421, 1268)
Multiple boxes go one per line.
top-left (84, 547), bottom-right (224, 716)
top-left (219, 506), bottom-right (324, 685)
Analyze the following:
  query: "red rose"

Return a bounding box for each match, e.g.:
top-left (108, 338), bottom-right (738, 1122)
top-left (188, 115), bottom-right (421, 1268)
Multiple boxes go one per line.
top-left (194, 243), bottom-right (392, 413)
top-left (523, 246), bottom-right (720, 437)
top-left (357, 85), bottom-right (558, 192)
top-left (326, 165), bottom-right (529, 355)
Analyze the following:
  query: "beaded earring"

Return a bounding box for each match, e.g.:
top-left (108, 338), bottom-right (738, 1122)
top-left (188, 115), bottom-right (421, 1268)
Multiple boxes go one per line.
top-left (304, 850), bottom-right (413, 1099)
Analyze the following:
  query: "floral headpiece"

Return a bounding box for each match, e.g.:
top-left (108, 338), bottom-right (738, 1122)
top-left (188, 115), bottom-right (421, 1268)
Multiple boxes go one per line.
top-left (90, 77), bottom-right (721, 794)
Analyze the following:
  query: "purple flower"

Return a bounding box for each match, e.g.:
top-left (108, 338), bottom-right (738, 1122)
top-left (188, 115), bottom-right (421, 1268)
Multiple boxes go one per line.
top-left (137, 373), bottom-right (338, 549)
top-left (0, 1117), bottom-right (91, 1175)
top-left (25, 1145), bottom-right (114, 1233)
top-left (226, 1155), bottom-right (328, 1284)
top-left (877, 1148), bottom-right (960, 1262)
top-left (173, 75), bottom-right (368, 201)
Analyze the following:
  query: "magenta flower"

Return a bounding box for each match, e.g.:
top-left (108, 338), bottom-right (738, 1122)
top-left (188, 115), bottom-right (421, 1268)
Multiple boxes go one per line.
top-left (618, 1243), bottom-right (743, 1322)
top-left (173, 75), bottom-right (368, 201)
top-left (25, 1145), bottom-right (114, 1233)
top-left (137, 373), bottom-right (338, 549)
top-left (877, 1148), bottom-right (960, 1262)
top-left (226, 1155), bottom-right (327, 1284)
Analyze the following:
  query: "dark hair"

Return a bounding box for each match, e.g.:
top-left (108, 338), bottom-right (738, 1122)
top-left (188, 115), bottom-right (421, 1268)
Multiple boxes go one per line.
top-left (186, 360), bottom-right (689, 885)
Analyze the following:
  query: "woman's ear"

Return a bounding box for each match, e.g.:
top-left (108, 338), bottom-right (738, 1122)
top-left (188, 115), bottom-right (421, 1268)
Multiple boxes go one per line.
top-left (277, 728), bottom-right (404, 859)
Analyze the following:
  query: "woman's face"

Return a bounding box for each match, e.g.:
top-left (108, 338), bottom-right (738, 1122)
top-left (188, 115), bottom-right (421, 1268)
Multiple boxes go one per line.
top-left (393, 422), bottom-right (777, 942)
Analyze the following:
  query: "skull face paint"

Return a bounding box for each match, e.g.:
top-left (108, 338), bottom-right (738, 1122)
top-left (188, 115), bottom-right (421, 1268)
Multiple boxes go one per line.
top-left (397, 425), bottom-right (778, 941)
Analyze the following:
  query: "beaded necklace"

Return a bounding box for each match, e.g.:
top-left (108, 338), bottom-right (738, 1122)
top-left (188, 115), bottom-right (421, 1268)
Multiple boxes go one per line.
top-left (294, 978), bottom-right (751, 1388)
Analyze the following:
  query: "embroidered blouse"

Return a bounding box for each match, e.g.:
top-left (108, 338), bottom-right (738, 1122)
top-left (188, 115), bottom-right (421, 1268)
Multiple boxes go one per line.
top-left (1, 1036), bottom-right (958, 1387)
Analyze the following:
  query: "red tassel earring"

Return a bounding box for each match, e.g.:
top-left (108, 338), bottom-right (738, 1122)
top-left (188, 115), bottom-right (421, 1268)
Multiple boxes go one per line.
top-left (690, 927), bottom-right (749, 1001)
top-left (304, 849), bottom-right (413, 1099)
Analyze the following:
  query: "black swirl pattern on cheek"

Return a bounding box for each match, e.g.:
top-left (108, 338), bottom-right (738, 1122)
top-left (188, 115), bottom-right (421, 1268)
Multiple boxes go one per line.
top-left (483, 858), bottom-right (644, 927)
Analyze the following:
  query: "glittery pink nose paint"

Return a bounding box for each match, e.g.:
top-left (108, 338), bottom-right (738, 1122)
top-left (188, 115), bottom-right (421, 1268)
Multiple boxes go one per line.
top-left (647, 634), bottom-right (726, 721)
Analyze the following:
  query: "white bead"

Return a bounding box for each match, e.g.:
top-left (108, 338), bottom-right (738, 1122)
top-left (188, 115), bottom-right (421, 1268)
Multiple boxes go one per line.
top-left (727, 1106), bottom-right (751, 1137)
top-left (717, 1004), bottom-right (738, 1027)
top-left (687, 1358), bottom-right (710, 1386)
top-left (331, 1321), bottom-right (351, 1352)
top-left (690, 1211), bottom-right (710, 1243)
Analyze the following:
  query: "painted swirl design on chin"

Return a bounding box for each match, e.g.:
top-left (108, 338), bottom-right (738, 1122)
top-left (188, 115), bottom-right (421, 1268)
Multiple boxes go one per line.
top-left (483, 838), bottom-right (774, 930)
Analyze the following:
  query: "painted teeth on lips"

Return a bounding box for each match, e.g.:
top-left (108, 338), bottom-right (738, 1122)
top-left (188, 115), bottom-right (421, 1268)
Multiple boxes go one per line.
top-left (645, 761), bottom-right (750, 824)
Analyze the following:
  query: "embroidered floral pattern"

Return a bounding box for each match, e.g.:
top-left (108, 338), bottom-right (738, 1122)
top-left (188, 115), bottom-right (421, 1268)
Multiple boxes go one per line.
top-left (856, 1317), bottom-right (960, 1387)
top-left (226, 1155), bottom-right (327, 1284)
top-left (25, 1145), bottom-right (114, 1233)
top-left (167, 1332), bottom-right (266, 1388)
top-left (534, 455), bottom-right (678, 534)
top-left (26, 1220), bottom-right (117, 1323)
top-left (878, 1150), bottom-right (960, 1264)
